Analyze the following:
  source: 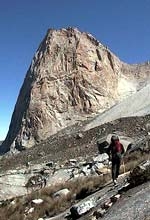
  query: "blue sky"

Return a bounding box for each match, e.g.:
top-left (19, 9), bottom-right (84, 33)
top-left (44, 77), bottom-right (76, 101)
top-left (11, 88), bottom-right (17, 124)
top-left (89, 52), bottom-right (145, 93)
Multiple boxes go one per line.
top-left (0, 0), bottom-right (150, 140)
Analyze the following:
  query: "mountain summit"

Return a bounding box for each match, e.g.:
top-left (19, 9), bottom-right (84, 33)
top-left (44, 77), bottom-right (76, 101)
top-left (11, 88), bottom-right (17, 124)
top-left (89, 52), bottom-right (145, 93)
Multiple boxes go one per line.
top-left (1, 27), bottom-right (150, 153)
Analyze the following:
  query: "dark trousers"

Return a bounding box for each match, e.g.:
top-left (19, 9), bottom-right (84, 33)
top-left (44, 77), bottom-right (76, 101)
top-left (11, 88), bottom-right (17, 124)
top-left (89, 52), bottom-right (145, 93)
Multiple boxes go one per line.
top-left (111, 157), bottom-right (121, 181)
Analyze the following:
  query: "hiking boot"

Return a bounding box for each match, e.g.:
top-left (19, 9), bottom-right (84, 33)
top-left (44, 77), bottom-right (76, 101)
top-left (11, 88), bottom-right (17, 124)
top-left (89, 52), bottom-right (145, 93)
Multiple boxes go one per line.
top-left (113, 179), bottom-right (118, 185)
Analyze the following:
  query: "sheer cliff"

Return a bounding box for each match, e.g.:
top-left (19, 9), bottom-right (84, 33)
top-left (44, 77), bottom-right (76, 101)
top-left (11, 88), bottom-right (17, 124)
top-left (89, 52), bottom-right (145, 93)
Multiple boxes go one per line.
top-left (1, 27), bottom-right (150, 152)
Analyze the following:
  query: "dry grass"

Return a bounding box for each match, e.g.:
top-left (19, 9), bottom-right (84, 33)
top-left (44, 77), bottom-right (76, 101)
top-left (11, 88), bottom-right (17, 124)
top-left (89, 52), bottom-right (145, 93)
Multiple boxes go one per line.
top-left (0, 174), bottom-right (111, 220)
top-left (144, 217), bottom-right (150, 220)
top-left (120, 151), bottom-right (149, 173)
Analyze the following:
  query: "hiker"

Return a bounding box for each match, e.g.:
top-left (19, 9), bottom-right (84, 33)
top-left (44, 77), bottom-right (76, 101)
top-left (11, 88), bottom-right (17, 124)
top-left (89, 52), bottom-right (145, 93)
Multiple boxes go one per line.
top-left (107, 135), bottom-right (125, 185)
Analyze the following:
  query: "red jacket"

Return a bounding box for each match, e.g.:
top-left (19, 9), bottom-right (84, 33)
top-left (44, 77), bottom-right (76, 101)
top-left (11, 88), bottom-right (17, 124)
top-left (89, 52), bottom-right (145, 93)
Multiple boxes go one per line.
top-left (107, 140), bottom-right (125, 159)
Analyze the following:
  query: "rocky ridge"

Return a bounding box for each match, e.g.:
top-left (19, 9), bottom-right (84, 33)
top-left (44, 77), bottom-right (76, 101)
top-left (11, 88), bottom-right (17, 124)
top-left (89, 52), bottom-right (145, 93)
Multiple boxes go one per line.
top-left (2, 27), bottom-right (150, 153)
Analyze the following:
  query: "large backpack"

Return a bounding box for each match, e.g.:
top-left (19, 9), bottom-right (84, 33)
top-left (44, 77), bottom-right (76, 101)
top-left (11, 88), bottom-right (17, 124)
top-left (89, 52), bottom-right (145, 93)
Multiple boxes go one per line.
top-left (114, 141), bottom-right (122, 152)
top-left (111, 136), bottom-right (123, 159)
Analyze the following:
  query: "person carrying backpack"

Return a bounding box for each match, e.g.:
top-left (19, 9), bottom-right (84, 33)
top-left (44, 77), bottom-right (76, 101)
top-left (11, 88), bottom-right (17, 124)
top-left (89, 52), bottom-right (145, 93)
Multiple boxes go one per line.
top-left (107, 135), bottom-right (125, 185)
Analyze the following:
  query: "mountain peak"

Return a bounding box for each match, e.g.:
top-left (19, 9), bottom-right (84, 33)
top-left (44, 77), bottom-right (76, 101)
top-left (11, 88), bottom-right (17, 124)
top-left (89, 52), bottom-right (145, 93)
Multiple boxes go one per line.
top-left (1, 28), bottom-right (150, 153)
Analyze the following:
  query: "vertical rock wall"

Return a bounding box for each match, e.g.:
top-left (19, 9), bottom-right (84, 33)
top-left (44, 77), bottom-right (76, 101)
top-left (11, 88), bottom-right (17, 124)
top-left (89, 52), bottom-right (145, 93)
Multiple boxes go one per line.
top-left (2, 28), bottom-right (150, 153)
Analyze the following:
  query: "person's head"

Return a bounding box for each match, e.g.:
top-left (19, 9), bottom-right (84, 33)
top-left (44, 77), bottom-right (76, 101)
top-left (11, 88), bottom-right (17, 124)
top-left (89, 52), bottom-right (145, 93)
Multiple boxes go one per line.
top-left (111, 135), bottom-right (119, 143)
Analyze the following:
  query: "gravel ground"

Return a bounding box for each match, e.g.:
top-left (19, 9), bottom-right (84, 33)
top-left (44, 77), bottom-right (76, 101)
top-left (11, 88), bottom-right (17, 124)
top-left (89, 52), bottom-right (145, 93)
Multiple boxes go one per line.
top-left (0, 115), bottom-right (150, 172)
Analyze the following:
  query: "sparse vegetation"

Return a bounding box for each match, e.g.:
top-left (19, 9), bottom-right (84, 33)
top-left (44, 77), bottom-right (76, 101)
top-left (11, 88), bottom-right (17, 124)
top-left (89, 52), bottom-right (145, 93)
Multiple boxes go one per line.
top-left (0, 174), bottom-right (111, 220)
top-left (122, 151), bottom-right (149, 173)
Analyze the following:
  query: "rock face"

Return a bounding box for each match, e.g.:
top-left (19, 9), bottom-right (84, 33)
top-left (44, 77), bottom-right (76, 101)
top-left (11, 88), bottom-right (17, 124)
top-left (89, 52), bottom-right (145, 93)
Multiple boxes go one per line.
top-left (101, 182), bottom-right (150, 220)
top-left (2, 27), bottom-right (150, 152)
top-left (84, 84), bottom-right (150, 132)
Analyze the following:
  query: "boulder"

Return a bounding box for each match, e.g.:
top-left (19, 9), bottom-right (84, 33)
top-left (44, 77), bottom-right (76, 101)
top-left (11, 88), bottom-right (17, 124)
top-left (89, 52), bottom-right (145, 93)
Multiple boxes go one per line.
top-left (70, 200), bottom-right (96, 217)
top-left (0, 171), bottom-right (31, 200)
top-left (80, 165), bottom-right (92, 176)
top-left (53, 188), bottom-right (70, 198)
top-left (45, 161), bottom-right (54, 167)
top-left (97, 134), bottom-right (134, 153)
top-left (97, 137), bottom-right (109, 154)
top-left (94, 162), bottom-right (105, 170)
top-left (93, 153), bottom-right (109, 163)
top-left (69, 159), bottom-right (77, 165)
top-left (129, 160), bottom-right (150, 186)
top-left (127, 136), bottom-right (150, 153)
top-left (47, 169), bottom-right (71, 186)
top-left (32, 199), bottom-right (43, 205)
top-left (27, 207), bottom-right (34, 214)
